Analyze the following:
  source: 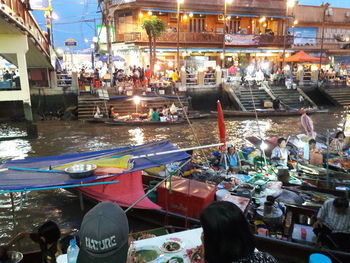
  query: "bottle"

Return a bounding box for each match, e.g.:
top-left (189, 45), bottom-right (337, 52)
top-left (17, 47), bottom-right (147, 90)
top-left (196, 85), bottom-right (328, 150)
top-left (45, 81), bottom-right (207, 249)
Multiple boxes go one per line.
top-left (67, 237), bottom-right (80, 263)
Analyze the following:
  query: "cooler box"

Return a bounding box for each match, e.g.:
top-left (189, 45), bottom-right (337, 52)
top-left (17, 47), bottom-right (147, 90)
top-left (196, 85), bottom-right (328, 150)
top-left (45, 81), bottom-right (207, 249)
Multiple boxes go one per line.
top-left (157, 176), bottom-right (216, 218)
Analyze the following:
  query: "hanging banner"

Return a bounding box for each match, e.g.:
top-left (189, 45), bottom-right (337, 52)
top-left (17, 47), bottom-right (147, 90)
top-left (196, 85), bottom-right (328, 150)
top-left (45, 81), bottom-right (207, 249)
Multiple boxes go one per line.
top-left (225, 34), bottom-right (260, 46)
top-left (97, 25), bottom-right (115, 44)
top-left (29, 0), bottom-right (51, 11)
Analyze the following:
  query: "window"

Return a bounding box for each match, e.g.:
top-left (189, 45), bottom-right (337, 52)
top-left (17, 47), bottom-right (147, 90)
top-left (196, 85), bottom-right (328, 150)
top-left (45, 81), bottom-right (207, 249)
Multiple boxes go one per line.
top-left (189, 18), bottom-right (206, 32)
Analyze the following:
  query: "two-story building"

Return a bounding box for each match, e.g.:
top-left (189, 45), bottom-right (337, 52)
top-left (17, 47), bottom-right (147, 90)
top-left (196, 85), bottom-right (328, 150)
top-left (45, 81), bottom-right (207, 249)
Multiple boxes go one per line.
top-left (107, 0), bottom-right (294, 69)
top-left (292, 5), bottom-right (350, 66)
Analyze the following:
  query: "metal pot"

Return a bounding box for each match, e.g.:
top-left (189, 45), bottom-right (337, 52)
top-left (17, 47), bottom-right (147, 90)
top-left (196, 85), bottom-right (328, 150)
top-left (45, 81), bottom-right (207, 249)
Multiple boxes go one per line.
top-left (4, 251), bottom-right (23, 263)
top-left (65, 164), bottom-right (97, 179)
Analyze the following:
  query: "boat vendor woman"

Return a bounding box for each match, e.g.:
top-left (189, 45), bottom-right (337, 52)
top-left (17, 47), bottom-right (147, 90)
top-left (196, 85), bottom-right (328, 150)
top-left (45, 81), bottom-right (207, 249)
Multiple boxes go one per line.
top-left (329, 131), bottom-right (348, 155)
top-left (150, 108), bottom-right (159, 121)
top-left (271, 137), bottom-right (290, 167)
top-left (108, 106), bottom-right (119, 118)
top-left (220, 143), bottom-right (241, 170)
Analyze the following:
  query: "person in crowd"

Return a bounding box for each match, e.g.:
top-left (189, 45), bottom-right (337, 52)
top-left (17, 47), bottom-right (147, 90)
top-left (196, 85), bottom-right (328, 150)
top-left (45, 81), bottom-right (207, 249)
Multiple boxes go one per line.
top-left (0, 221), bottom-right (61, 263)
top-left (162, 104), bottom-right (169, 117)
top-left (93, 68), bottom-right (100, 80)
top-left (200, 201), bottom-right (278, 263)
top-left (108, 106), bottom-right (119, 119)
top-left (271, 137), bottom-right (290, 167)
top-left (308, 139), bottom-right (323, 165)
top-left (144, 65), bottom-right (152, 85)
top-left (150, 107), bottom-right (159, 121)
top-left (79, 68), bottom-right (86, 83)
top-left (77, 202), bottom-right (129, 263)
top-left (329, 131), bottom-right (347, 155)
top-left (272, 98), bottom-right (280, 111)
top-left (3, 70), bottom-right (12, 81)
top-left (220, 143), bottom-right (240, 170)
top-left (313, 197), bottom-right (350, 251)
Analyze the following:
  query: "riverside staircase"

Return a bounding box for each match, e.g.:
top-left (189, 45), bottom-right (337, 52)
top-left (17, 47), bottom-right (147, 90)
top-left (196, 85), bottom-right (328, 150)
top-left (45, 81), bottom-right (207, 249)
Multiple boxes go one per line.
top-left (223, 82), bottom-right (317, 111)
top-left (319, 87), bottom-right (350, 107)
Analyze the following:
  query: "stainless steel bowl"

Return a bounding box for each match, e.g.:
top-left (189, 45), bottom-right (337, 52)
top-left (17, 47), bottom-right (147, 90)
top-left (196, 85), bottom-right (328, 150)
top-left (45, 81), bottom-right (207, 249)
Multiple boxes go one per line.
top-left (4, 251), bottom-right (23, 263)
top-left (65, 164), bottom-right (97, 179)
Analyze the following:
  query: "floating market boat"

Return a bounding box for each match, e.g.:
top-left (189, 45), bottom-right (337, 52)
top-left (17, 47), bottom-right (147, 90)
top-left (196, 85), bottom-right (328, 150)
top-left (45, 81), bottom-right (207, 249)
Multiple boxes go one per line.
top-left (104, 119), bottom-right (186, 126)
top-left (210, 109), bottom-right (328, 118)
top-left (1, 140), bottom-right (349, 262)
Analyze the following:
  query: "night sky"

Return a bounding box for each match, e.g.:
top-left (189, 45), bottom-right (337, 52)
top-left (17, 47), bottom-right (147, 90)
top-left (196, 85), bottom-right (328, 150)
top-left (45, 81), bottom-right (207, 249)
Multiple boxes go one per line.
top-left (31, 0), bottom-right (350, 51)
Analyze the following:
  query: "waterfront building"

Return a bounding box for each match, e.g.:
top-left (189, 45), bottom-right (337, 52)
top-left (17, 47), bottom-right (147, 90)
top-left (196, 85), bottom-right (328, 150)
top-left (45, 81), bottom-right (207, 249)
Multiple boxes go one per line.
top-left (292, 5), bottom-right (350, 69)
top-left (106, 0), bottom-right (294, 69)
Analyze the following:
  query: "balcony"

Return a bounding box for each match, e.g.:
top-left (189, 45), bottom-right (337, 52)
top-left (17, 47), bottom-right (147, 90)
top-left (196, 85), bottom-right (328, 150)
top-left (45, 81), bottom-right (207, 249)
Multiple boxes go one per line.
top-left (0, 0), bottom-right (49, 53)
top-left (116, 32), bottom-right (293, 48)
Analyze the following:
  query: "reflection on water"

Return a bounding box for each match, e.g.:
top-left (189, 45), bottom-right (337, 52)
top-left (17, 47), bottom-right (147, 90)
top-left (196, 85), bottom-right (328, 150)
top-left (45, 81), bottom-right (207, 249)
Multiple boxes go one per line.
top-left (0, 109), bottom-right (349, 246)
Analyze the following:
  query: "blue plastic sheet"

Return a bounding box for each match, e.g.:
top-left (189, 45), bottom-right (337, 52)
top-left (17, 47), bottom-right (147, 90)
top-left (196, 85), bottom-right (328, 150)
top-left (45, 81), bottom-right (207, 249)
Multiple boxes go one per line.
top-left (0, 141), bottom-right (189, 191)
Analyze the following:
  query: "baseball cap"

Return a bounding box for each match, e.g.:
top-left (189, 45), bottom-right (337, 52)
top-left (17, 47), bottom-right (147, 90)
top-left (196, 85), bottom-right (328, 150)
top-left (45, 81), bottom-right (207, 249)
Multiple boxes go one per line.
top-left (77, 202), bottom-right (129, 263)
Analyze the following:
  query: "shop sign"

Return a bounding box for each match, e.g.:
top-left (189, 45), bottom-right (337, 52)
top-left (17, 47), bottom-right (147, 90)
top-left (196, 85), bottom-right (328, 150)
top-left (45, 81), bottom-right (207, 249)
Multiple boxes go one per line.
top-left (225, 34), bottom-right (260, 46)
top-left (64, 38), bottom-right (78, 47)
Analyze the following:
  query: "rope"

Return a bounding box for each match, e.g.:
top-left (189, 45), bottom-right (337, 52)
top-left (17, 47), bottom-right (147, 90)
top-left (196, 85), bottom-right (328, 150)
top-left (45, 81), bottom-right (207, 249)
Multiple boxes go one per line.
top-left (175, 92), bottom-right (209, 164)
top-left (248, 81), bottom-right (268, 167)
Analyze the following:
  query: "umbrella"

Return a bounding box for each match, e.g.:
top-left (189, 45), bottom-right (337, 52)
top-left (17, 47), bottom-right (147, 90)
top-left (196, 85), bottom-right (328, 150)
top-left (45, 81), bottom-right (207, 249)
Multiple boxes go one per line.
top-left (283, 51), bottom-right (327, 63)
top-left (217, 100), bottom-right (226, 152)
top-left (98, 55), bottom-right (125, 62)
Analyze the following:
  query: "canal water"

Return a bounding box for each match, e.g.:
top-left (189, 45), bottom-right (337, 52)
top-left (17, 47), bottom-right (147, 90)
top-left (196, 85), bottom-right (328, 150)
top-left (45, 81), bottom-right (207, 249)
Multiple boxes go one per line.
top-left (0, 109), bottom-right (349, 248)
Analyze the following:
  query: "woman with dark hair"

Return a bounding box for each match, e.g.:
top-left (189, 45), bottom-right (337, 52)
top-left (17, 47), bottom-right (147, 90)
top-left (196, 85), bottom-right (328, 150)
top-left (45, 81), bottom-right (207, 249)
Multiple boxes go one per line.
top-left (271, 138), bottom-right (290, 167)
top-left (200, 201), bottom-right (277, 263)
top-left (330, 131), bottom-right (347, 155)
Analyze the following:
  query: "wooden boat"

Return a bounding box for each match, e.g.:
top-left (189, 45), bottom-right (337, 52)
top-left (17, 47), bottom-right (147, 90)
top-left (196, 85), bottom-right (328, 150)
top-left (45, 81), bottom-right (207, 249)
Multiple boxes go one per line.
top-left (85, 113), bottom-right (210, 124)
top-left (210, 109), bottom-right (328, 117)
top-left (105, 120), bottom-right (186, 126)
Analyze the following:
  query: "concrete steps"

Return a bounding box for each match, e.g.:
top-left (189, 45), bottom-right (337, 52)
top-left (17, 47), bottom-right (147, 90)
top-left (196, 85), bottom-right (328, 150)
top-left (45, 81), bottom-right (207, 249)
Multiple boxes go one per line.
top-left (237, 88), bottom-right (271, 111)
top-left (321, 87), bottom-right (350, 107)
top-left (270, 86), bottom-right (305, 109)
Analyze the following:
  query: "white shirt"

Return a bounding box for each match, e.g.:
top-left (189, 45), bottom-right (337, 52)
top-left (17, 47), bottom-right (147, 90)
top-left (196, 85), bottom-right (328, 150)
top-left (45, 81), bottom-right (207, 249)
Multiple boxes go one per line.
top-left (271, 146), bottom-right (289, 166)
top-left (317, 199), bottom-right (350, 234)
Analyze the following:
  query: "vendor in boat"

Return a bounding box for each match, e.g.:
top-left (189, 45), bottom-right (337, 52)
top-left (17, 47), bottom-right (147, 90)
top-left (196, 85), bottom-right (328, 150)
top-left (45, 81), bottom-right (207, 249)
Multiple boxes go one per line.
top-left (271, 137), bottom-right (291, 167)
top-left (313, 197), bottom-right (350, 251)
top-left (220, 143), bottom-right (241, 171)
top-left (329, 131), bottom-right (348, 155)
top-left (150, 107), bottom-right (160, 121)
top-left (0, 221), bottom-right (61, 263)
top-left (308, 139), bottom-right (323, 166)
top-left (108, 106), bottom-right (119, 119)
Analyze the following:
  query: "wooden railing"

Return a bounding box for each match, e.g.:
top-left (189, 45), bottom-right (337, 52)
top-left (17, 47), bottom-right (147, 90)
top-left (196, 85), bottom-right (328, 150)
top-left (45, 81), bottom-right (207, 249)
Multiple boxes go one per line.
top-left (0, 0), bottom-right (49, 53)
top-left (116, 31), bottom-right (292, 47)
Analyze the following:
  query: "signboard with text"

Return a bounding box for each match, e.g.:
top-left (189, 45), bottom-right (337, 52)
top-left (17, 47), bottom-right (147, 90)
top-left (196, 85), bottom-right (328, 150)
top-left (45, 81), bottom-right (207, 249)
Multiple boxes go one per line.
top-left (290, 27), bottom-right (317, 46)
top-left (64, 38), bottom-right (78, 47)
top-left (225, 34), bottom-right (260, 46)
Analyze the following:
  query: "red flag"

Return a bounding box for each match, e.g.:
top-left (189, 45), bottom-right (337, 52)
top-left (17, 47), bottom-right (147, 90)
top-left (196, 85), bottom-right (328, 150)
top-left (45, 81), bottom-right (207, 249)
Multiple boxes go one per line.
top-left (217, 100), bottom-right (226, 151)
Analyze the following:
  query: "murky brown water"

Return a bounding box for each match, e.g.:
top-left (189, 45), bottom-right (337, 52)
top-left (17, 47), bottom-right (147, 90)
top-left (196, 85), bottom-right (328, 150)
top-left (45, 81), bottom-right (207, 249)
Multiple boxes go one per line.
top-left (0, 109), bottom-right (349, 247)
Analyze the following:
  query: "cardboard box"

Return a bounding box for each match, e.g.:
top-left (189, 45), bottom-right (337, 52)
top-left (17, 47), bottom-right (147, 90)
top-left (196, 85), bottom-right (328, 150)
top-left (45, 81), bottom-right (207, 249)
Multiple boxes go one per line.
top-left (157, 176), bottom-right (216, 218)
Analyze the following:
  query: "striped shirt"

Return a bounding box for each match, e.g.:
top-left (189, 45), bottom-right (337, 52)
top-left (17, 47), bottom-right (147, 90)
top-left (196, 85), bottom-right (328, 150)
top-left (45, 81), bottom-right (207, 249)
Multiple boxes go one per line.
top-left (317, 199), bottom-right (350, 234)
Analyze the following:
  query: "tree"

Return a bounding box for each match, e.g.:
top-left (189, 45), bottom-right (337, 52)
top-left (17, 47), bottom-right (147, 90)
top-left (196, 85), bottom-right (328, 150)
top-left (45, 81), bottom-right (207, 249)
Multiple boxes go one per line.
top-left (141, 16), bottom-right (166, 71)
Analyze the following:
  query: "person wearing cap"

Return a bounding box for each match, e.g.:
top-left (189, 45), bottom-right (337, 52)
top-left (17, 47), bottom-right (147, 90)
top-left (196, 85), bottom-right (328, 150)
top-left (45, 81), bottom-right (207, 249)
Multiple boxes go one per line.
top-left (77, 202), bottom-right (129, 263)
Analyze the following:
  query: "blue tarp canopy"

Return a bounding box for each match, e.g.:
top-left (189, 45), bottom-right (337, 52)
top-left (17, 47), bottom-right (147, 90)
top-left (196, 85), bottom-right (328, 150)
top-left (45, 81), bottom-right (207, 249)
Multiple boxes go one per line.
top-left (0, 141), bottom-right (189, 192)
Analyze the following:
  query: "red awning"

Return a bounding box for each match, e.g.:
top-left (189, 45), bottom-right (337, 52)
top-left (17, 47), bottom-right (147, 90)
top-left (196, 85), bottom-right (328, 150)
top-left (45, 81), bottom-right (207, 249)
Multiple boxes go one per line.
top-left (284, 51), bottom-right (327, 63)
top-left (78, 171), bottom-right (161, 210)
